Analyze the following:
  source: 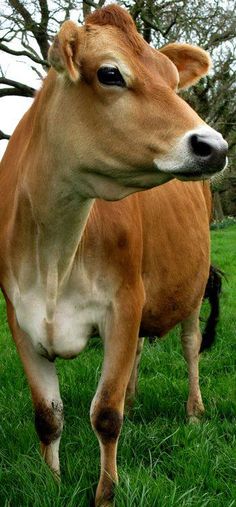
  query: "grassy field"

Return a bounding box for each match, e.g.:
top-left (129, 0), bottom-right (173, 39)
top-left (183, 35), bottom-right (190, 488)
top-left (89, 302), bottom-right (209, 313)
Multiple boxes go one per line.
top-left (0, 225), bottom-right (235, 507)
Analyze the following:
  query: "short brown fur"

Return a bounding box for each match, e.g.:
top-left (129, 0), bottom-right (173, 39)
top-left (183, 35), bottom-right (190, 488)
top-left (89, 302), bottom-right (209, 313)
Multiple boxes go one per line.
top-left (85, 4), bottom-right (144, 54)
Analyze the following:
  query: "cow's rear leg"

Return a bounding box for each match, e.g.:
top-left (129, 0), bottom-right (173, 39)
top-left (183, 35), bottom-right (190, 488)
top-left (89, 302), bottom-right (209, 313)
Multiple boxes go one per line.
top-left (90, 288), bottom-right (144, 507)
top-left (181, 306), bottom-right (205, 422)
top-left (11, 325), bottom-right (63, 475)
top-left (125, 337), bottom-right (144, 411)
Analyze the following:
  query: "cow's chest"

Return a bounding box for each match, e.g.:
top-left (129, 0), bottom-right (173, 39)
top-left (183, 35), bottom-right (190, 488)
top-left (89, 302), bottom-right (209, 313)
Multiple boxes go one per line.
top-left (12, 273), bottom-right (113, 360)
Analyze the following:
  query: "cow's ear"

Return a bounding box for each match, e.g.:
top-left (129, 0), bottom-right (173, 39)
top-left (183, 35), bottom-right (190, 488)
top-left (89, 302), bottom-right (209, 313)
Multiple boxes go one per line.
top-left (159, 43), bottom-right (211, 90)
top-left (48, 21), bottom-right (81, 82)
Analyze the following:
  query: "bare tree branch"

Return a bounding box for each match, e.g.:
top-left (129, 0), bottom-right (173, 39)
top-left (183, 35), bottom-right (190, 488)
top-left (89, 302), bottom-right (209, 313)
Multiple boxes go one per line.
top-left (0, 41), bottom-right (49, 67)
top-left (0, 77), bottom-right (35, 96)
top-left (0, 130), bottom-right (10, 140)
top-left (39, 0), bottom-right (49, 27)
top-left (82, 0), bottom-right (105, 18)
top-left (83, 0), bottom-right (99, 10)
top-left (204, 29), bottom-right (236, 50)
top-left (8, 0), bottom-right (35, 29)
top-left (83, 0), bottom-right (92, 19)
top-left (8, 0), bottom-right (50, 59)
top-left (0, 87), bottom-right (33, 96)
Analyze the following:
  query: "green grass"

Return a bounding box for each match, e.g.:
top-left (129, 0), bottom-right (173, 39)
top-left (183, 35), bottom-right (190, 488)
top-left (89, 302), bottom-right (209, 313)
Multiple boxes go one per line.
top-left (0, 225), bottom-right (236, 506)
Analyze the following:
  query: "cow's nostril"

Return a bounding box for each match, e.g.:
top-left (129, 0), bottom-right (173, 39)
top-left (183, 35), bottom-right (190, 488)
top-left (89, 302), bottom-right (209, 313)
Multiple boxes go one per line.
top-left (190, 134), bottom-right (212, 158)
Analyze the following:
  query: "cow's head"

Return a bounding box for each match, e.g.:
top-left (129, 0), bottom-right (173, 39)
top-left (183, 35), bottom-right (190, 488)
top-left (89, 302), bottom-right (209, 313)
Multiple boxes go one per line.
top-left (48, 5), bottom-right (228, 200)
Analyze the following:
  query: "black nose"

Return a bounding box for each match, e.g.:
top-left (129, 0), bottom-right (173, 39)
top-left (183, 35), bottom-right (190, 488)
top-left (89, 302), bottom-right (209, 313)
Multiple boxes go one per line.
top-left (189, 132), bottom-right (228, 173)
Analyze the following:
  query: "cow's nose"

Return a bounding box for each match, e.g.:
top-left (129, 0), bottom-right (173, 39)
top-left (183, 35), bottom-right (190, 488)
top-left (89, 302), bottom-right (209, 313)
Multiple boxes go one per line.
top-left (189, 131), bottom-right (228, 172)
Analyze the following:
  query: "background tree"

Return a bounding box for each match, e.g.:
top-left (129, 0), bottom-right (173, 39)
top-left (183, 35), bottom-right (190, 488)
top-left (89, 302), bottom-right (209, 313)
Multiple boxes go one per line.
top-left (0, 0), bottom-right (235, 214)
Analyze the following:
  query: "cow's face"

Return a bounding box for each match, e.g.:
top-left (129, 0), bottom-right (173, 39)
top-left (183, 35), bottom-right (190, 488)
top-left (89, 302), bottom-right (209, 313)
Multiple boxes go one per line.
top-left (48, 6), bottom-right (228, 200)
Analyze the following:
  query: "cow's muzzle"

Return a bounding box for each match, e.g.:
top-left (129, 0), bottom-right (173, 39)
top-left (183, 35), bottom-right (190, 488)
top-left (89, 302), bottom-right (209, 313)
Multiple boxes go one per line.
top-left (187, 129), bottom-right (228, 174)
top-left (154, 126), bottom-right (228, 179)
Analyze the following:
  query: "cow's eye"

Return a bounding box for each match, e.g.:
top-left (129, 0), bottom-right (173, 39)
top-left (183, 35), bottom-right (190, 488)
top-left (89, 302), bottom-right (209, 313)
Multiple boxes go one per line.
top-left (97, 66), bottom-right (126, 87)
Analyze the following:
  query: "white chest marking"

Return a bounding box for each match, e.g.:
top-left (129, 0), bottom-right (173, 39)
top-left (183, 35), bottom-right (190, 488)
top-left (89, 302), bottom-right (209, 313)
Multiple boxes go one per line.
top-left (13, 282), bottom-right (112, 359)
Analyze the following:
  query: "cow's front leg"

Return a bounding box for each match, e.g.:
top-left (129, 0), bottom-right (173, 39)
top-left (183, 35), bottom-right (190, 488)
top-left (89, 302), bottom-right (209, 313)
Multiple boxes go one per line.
top-left (181, 305), bottom-right (205, 422)
top-left (90, 286), bottom-right (144, 507)
top-left (12, 326), bottom-right (63, 475)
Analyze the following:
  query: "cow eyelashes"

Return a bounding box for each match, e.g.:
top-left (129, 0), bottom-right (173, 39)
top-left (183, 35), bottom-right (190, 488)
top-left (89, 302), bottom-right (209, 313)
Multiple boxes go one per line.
top-left (97, 66), bottom-right (126, 87)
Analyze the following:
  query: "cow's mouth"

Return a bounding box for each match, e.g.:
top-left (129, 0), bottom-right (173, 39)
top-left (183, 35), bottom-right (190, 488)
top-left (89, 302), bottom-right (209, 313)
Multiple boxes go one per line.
top-left (172, 158), bottom-right (228, 181)
top-left (172, 169), bottom-right (207, 180)
top-left (173, 170), bottom-right (202, 178)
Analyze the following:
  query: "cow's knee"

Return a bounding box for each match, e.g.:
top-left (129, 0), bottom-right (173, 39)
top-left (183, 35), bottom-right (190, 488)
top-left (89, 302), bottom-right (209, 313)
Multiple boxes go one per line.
top-left (91, 406), bottom-right (123, 443)
top-left (35, 400), bottom-right (63, 445)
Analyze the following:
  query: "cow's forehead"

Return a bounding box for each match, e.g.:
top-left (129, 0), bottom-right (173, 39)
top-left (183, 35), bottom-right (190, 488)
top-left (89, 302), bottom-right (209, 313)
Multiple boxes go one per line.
top-left (82, 24), bottom-right (179, 90)
top-left (84, 23), bottom-right (144, 58)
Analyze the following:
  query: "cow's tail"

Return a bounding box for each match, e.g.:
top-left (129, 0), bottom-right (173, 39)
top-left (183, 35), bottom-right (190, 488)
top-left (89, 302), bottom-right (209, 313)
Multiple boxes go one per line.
top-left (200, 265), bottom-right (223, 353)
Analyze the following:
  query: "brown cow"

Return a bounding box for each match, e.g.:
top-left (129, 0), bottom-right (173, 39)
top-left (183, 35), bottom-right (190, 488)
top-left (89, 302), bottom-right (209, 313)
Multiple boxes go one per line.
top-left (0, 5), bottom-right (227, 506)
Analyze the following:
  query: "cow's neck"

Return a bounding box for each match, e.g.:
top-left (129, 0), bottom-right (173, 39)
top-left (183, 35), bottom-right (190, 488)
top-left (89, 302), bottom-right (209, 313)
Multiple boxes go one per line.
top-left (13, 175), bottom-right (94, 296)
top-left (8, 76), bottom-right (95, 295)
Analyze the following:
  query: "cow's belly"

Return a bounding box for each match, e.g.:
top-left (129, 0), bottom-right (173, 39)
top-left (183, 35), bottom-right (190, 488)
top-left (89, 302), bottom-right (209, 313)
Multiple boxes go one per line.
top-left (141, 262), bottom-right (209, 338)
top-left (13, 288), bottom-right (108, 359)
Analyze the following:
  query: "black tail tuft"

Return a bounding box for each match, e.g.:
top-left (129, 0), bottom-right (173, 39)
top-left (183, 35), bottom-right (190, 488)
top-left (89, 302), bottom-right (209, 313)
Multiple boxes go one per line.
top-left (200, 265), bottom-right (224, 353)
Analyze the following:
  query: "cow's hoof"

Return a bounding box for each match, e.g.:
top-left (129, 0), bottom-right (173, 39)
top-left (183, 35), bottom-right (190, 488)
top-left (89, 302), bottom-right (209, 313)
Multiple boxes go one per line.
top-left (95, 484), bottom-right (115, 507)
top-left (95, 498), bottom-right (113, 507)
